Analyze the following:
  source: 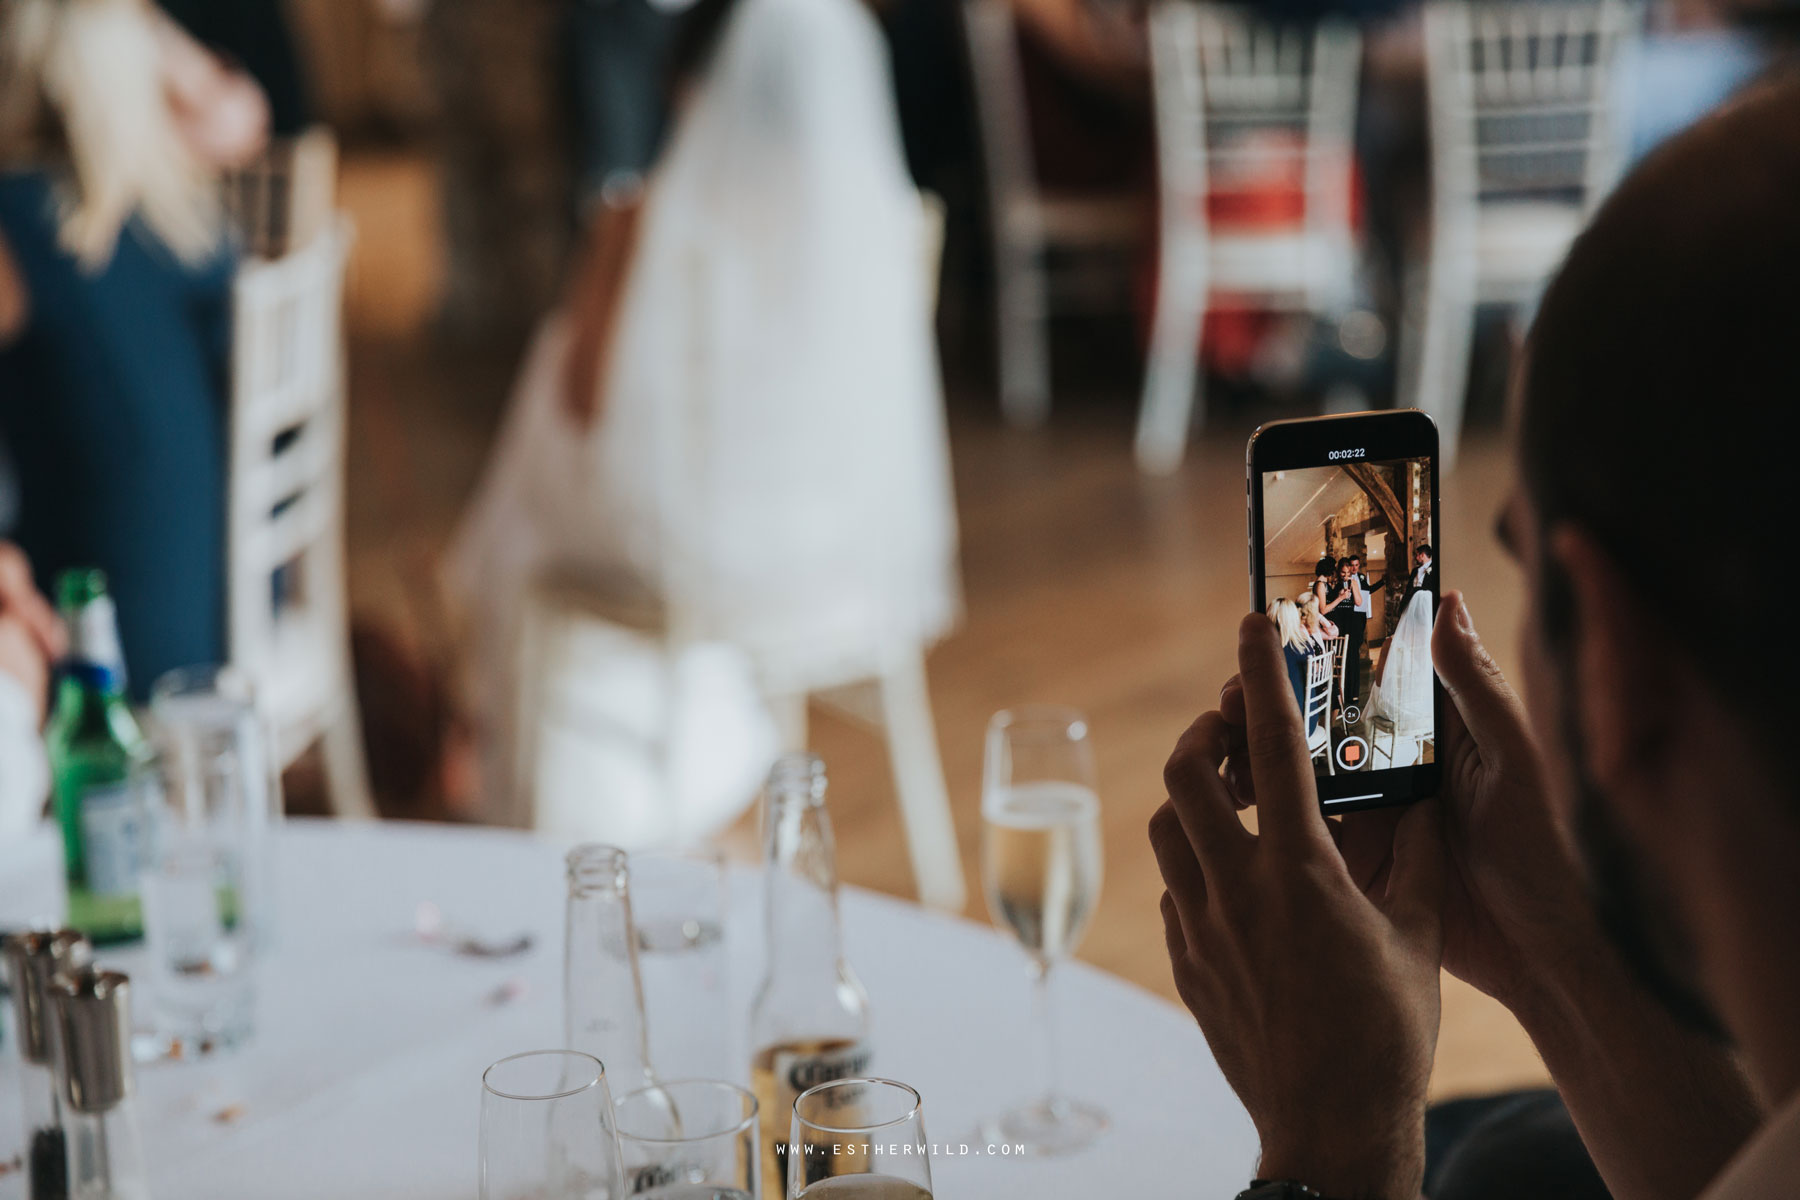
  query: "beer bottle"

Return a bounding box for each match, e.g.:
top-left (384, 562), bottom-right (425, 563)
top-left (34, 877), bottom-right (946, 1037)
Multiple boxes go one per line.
top-left (749, 754), bottom-right (872, 1199)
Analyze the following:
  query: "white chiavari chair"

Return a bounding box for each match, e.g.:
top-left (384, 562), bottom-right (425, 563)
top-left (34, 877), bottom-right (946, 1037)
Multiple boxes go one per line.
top-left (1404, 0), bottom-right (1638, 465)
top-left (1321, 633), bottom-right (1351, 727)
top-left (1305, 648), bottom-right (1335, 773)
top-left (1138, 3), bottom-right (1361, 474)
top-left (962, 0), bottom-right (1149, 428)
top-left (228, 217), bottom-right (374, 819)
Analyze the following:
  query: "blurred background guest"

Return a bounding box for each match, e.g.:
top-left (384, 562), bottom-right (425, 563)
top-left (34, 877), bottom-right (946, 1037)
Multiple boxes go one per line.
top-left (448, 0), bottom-right (961, 820)
top-left (568, 0), bottom-right (692, 211)
top-left (421, 0), bottom-right (570, 339)
top-left (0, 0), bottom-right (267, 699)
top-left (1269, 597), bottom-right (1319, 736)
top-left (159, 0), bottom-right (313, 136)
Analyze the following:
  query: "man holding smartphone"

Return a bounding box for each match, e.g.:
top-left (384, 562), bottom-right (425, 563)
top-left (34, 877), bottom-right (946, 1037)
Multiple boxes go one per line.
top-left (1151, 79), bottom-right (1798, 1200)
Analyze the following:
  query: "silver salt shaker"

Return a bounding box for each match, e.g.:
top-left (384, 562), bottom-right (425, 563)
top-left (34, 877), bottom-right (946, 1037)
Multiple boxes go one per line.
top-left (49, 970), bottom-right (146, 1200)
top-left (3, 930), bottom-right (91, 1200)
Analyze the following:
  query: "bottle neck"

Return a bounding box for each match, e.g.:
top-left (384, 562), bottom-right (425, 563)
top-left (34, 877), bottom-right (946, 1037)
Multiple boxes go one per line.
top-left (762, 794), bottom-right (848, 982)
top-left (563, 849), bottom-right (655, 1093)
top-left (64, 596), bottom-right (126, 687)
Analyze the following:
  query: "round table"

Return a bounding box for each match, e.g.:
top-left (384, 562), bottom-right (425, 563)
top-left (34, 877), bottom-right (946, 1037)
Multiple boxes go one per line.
top-left (0, 819), bottom-right (1256, 1198)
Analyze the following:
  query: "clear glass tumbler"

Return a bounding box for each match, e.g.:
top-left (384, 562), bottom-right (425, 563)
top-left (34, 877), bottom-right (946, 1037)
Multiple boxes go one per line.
top-left (616, 1078), bottom-right (759, 1198)
top-left (479, 1049), bottom-right (625, 1200)
top-left (139, 748), bottom-right (256, 1053)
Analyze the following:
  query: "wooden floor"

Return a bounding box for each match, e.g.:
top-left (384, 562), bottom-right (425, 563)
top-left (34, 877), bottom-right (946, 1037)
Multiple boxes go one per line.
top-left (337, 151), bottom-right (1548, 1100)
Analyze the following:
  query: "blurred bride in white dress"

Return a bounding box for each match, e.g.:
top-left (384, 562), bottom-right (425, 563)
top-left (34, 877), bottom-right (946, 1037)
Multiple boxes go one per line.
top-left (448, 0), bottom-right (961, 830)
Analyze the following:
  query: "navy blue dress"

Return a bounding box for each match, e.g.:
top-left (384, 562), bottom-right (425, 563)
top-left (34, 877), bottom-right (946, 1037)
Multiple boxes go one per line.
top-left (0, 171), bottom-right (230, 699)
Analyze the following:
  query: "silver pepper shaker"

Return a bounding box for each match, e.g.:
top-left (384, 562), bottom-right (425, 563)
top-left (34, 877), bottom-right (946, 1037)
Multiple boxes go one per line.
top-left (2, 930), bottom-right (91, 1200)
top-left (48, 970), bottom-right (146, 1200)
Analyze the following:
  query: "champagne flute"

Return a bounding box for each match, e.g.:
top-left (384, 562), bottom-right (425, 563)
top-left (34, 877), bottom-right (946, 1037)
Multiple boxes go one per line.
top-left (480, 1050), bottom-right (625, 1199)
top-left (789, 1078), bottom-right (932, 1198)
top-left (979, 706), bottom-right (1107, 1155)
top-left (616, 1079), bottom-right (759, 1199)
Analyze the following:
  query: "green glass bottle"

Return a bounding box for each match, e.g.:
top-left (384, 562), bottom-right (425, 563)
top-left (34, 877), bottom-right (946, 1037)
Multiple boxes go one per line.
top-left (47, 570), bottom-right (152, 945)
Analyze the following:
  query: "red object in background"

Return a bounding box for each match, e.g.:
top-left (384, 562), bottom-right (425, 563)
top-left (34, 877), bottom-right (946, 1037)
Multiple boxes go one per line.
top-left (1136, 131), bottom-right (1364, 377)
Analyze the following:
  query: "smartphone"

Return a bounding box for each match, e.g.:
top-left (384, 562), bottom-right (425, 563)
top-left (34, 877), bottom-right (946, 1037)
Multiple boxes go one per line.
top-left (1246, 410), bottom-right (1441, 810)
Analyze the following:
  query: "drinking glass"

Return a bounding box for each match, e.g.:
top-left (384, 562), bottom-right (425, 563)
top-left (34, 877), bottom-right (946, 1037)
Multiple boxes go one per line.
top-left (480, 1050), bottom-right (625, 1200)
top-left (616, 1079), bottom-right (758, 1198)
top-left (629, 852), bottom-right (730, 1082)
top-left (978, 706), bottom-right (1107, 1155)
top-left (138, 747), bottom-right (256, 1053)
top-left (149, 665), bottom-right (279, 949)
top-left (789, 1078), bottom-right (932, 1199)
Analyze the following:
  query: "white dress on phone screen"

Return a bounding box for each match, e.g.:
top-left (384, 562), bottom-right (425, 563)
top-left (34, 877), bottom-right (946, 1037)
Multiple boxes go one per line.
top-left (1367, 591), bottom-right (1434, 748)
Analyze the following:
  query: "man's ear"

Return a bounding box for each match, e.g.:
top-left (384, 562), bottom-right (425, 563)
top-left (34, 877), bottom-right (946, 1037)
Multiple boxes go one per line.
top-left (1546, 527), bottom-right (1676, 809)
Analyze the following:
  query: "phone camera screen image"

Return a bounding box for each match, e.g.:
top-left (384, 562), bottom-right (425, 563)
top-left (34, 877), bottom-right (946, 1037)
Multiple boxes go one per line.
top-left (1257, 453), bottom-right (1436, 795)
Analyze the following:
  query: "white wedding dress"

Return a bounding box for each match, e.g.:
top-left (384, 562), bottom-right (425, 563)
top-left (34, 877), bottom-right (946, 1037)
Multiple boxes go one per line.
top-left (447, 0), bottom-right (961, 828)
top-left (1367, 591), bottom-right (1434, 764)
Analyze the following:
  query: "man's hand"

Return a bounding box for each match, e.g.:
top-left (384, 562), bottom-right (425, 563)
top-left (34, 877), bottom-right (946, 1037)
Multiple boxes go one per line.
top-left (1217, 590), bottom-right (1591, 1011)
top-left (1150, 613), bottom-right (1444, 1200)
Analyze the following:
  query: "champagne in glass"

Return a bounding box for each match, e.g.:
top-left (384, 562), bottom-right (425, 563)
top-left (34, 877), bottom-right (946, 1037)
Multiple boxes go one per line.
top-left (789, 1078), bottom-right (931, 1199)
top-left (983, 780), bottom-right (1102, 961)
top-left (979, 707), bottom-right (1108, 1156)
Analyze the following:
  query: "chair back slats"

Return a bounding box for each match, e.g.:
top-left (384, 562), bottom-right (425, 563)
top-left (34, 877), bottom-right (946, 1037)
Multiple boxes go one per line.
top-left (1426, 0), bottom-right (1636, 208)
top-left (1304, 648), bottom-right (1335, 743)
top-left (222, 127), bottom-right (339, 262)
top-left (1151, 3), bottom-right (1360, 245)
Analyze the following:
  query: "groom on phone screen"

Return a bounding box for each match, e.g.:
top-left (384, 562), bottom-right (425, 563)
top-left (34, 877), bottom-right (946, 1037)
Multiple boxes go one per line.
top-left (1406, 543), bottom-right (1437, 604)
top-left (1327, 561), bottom-right (1366, 704)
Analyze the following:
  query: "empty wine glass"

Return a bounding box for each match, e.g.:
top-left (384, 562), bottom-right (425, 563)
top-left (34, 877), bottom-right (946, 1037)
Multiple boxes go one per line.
top-left (979, 706), bottom-right (1107, 1155)
top-left (789, 1078), bottom-right (932, 1199)
top-left (480, 1050), bottom-right (625, 1200)
top-left (616, 1078), bottom-right (758, 1198)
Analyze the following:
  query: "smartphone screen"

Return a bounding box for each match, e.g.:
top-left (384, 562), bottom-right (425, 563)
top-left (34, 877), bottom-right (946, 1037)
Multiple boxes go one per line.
top-left (1247, 411), bottom-right (1441, 810)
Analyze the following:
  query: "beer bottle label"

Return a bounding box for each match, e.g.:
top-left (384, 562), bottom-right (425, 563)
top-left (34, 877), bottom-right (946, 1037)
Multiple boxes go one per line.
top-left (773, 1039), bottom-right (872, 1190)
top-left (80, 781), bottom-right (145, 897)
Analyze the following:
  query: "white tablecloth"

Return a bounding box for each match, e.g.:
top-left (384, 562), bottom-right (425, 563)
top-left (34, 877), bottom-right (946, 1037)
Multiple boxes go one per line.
top-left (0, 819), bottom-right (1255, 1197)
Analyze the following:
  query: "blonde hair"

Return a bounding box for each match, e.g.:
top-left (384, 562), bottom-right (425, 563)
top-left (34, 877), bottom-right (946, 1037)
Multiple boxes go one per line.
top-left (1268, 598), bottom-right (1307, 653)
top-left (0, 0), bottom-right (220, 268)
top-left (1296, 592), bottom-right (1322, 634)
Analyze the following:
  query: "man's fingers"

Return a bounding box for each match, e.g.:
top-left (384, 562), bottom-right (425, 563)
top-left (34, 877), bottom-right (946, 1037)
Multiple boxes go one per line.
top-left (1149, 801), bottom-right (1207, 932)
top-left (1432, 591), bottom-right (1531, 771)
top-left (1217, 677), bottom-right (1256, 809)
top-left (1163, 712), bottom-right (1254, 869)
top-left (1235, 612), bottom-right (1329, 851)
top-left (1219, 675), bottom-right (1245, 724)
top-left (1382, 800), bottom-right (1446, 945)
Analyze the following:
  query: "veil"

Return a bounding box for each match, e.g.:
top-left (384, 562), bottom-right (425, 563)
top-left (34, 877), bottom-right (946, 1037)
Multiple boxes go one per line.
top-left (1368, 591), bottom-right (1434, 744)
